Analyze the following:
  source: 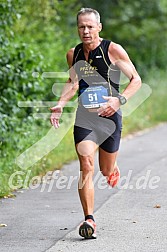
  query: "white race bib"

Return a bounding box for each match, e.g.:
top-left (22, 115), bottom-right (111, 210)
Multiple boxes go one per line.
top-left (80, 86), bottom-right (108, 108)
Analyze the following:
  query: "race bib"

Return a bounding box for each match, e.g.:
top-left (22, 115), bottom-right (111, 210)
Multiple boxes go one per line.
top-left (80, 86), bottom-right (108, 108)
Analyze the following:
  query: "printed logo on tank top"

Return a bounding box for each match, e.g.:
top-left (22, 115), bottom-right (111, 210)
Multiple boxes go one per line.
top-left (79, 61), bottom-right (98, 77)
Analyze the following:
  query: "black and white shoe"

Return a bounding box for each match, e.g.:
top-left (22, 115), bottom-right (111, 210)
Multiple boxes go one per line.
top-left (79, 219), bottom-right (97, 239)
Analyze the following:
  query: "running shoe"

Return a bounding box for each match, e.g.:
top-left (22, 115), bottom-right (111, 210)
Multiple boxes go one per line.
top-left (107, 165), bottom-right (120, 187)
top-left (79, 219), bottom-right (97, 239)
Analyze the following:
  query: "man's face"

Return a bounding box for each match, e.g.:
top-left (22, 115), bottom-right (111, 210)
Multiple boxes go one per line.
top-left (77, 13), bottom-right (102, 45)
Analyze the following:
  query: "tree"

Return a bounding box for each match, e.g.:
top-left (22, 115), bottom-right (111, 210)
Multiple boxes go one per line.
top-left (0, 0), bottom-right (46, 152)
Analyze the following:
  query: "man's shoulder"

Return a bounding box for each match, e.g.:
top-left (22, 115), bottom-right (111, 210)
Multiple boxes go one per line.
top-left (109, 41), bottom-right (124, 52)
top-left (67, 43), bottom-right (82, 56)
top-left (67, 47), bottom-right (75, 55)
top-left (66, 48), bottom-right (75, 67)
top-left (66, 42), bottom-right (83, 66)
top-left (109, 41), bottom-right (128, 60)
top-left (66, 48), bottom-right (74, 60)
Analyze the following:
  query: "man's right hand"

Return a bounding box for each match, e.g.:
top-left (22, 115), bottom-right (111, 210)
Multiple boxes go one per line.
top-left (50, 105), bottom-right (63, 128)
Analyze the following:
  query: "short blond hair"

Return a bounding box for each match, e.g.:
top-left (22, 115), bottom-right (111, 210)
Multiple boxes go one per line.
top-left (77, 8), bottom-right (101, 24)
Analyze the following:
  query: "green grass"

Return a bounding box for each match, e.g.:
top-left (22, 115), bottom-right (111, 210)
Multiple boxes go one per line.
top-left (0, 69), bottom-right (167, 197)
top-left (122, 69), bottom-right (167, 135)
top-left (0, 120), bottom-right (77, 197)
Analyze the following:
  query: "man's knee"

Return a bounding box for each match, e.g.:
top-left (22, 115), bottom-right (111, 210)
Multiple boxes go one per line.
top-left (78, 155), bottom-right (94, 187)
top-left (79, 155), bottom-right (94, 173)
top-left (76, 140), bottom-right (97, 156)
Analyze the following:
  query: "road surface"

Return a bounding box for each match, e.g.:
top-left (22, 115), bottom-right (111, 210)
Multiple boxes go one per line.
top-left (0, 123), bottom-right (167, 252)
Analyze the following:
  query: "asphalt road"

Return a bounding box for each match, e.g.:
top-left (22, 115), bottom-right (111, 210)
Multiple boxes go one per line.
top-left (0, 123), bottom-right (167, 252)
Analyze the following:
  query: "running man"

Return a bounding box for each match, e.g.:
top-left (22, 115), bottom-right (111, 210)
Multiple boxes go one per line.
top-left (50, 8), bottom-right (141, 239)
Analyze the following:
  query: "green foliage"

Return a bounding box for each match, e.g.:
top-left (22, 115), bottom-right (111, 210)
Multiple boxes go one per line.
top-left (0, 43), bottom-right (45, 127)
top-left (14, 0), bottom-right (80, 70)
top-left (122, 69), bottom-right (167, 135)
top-left (0, 0), bottom-right (80, 197)
top-left (0, 1), bottom-right (48, 198)
top-left (0, 0), bottom-right (47, 156)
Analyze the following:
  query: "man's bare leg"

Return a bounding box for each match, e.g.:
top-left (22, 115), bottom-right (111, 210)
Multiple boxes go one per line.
top-left (76, 140), bottom-right (98, 216)
top-left (99, 148), bottom-right (118, 178)
top-left (76, 140), bottom-right (98, 239)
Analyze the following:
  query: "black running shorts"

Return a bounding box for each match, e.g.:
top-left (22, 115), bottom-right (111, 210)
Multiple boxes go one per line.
top-left (73, 106), bottom-right (122, 153)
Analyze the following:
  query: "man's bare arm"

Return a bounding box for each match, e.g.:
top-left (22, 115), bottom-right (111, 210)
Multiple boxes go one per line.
top-left (50, 48), bottom-right (78, 128)
top-left (55, 48), bottom-right (79, 108)
top-left (98, 43), bottom-right (141, 117)
top-left (109, 42), bottom-right (142, 100)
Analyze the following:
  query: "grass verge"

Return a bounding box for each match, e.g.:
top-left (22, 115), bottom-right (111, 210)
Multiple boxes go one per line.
top-left (122, 69), bottom-right (167, 135)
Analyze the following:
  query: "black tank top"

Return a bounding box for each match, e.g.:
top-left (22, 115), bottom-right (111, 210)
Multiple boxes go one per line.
top-left (72, 39), bottom-right (120, 97)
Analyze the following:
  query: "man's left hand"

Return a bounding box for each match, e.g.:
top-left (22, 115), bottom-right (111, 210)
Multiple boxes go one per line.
top-left (97, 96), bottom-right (120, 117)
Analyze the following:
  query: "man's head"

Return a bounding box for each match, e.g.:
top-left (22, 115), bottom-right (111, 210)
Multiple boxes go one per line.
top-left (77, 8), bottom-right (102, 45)
top-left (77, 8), bottom-right (101, 24)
